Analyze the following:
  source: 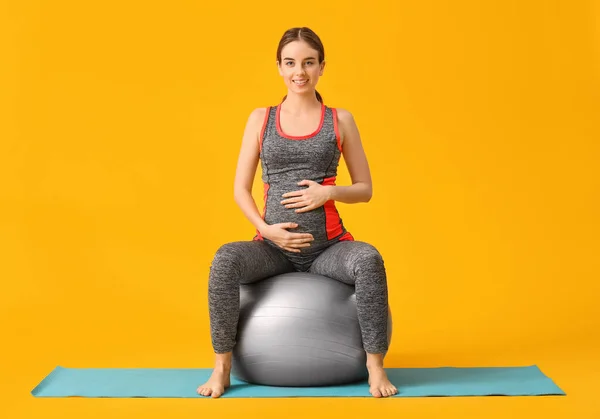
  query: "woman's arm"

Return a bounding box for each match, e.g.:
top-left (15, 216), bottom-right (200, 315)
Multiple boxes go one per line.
top-left (233, 108), bottom-right (269, 234)
top-left (327, 109), bottom-right (373, 203)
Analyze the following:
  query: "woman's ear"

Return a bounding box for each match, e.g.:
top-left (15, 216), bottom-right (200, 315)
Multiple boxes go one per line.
top-left (319, 60), bottom-right (326, 76)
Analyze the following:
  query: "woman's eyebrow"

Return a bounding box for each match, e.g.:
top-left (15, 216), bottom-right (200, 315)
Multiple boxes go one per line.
top-left (283, 57), bottom-right (317, 61)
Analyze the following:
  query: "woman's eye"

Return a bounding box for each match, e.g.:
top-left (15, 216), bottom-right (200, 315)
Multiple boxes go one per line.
top-left (285, 61), bottom-right (313, 66)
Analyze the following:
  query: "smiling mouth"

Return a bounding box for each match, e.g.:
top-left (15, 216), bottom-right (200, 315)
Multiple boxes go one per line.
top-left (293, 80), bottom-right (308, 85)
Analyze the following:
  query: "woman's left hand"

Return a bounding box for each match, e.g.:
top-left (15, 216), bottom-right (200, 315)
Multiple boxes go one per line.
top-left (281, 180), bottom-right (333, 213)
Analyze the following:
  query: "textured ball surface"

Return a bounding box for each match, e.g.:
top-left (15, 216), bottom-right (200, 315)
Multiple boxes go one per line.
top-left (231, 272), bottom-right (393, 387)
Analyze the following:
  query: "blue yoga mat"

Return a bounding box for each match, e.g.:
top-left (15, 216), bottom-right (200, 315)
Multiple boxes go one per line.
top-left (31, 365), bottom-right (565, 398)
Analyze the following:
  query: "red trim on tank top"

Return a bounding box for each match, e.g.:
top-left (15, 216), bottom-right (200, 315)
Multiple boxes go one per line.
top-left (338, 231), bottom-right (354, 241)
top-left (276, 103), bottom-right (326, 140)
top-left (331, 108), bottom-right (342, 152)
top-left (253, 182), bottom-right (270, 241)
top-left (322, 176), bottom-right (347, 240)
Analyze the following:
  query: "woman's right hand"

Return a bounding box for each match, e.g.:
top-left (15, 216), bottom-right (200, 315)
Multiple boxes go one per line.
top-left (260, 223), bottom-right (314, 253)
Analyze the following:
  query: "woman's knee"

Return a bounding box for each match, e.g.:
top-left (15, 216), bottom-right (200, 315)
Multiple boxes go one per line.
top-left (351, 241), bottom-right (385, 269)
top-left (210, 242), bottom-right (249, 277)
top-left (214, 241), bottom-right (244, 259)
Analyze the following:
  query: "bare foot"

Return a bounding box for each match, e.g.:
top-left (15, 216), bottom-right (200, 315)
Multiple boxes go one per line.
top-left (196, 364), bottom-right (231, 398)
top-left (367, 364), bottom-right (398, 398)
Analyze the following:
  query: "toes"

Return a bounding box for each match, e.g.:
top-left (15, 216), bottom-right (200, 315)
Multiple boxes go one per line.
top-left (199, 387), bottom-right (212, 397)
top-left (379, 386), bottom-right (397, 397)
top-left (371, 388), bottom-right (382, 398)
top-left (197, 384), bottom-right (226, 398)
top-left (369, 380), bottom-right (398, 398)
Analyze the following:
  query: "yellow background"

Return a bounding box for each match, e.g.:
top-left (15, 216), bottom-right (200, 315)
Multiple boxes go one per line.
top-left (2, 0), bottom-right (599, 417)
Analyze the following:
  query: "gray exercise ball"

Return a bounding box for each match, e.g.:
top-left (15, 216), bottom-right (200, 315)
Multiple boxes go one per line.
top-left (231, 272), bottom-right (393, 387)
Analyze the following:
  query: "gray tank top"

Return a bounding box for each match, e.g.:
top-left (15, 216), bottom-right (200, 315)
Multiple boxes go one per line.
top-left (253, 103), bottom-right (354, 258)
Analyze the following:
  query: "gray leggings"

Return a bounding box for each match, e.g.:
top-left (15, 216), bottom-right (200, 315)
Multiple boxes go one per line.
top-left (208, 240), bottom-right (390, 354)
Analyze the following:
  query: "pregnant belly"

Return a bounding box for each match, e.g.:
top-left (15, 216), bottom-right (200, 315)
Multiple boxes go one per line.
top-left (261, 182), bottom-right (349, 252)
top-left (265, 200), bottom-right (326, 238)
top-left (263, 188), bottom-right (331, 252)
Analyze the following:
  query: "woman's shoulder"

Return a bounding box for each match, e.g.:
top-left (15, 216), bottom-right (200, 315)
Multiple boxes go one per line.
top-left (329, 107), bottom-right (357, 138)
top-left (330, 107), bottom-right (354, 121)
top-left (245, 107), bottom-right (272, 130)
top-left (248, 107), bottom-right (270, 120)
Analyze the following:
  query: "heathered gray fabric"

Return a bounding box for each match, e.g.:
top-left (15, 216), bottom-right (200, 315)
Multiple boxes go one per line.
top-left (207, 103), bottom-right (390, 355)
top-left (208, 239), bottom-right (389, 354)
top-left (255, 104), bottom-right (350, 268)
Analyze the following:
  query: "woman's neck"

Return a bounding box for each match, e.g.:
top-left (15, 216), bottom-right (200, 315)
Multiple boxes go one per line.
top-left (280, 92), bottom-right (321, 115)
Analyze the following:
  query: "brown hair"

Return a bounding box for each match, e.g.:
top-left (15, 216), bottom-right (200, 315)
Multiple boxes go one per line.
top-left (277, 27), bottom-right (325, 104)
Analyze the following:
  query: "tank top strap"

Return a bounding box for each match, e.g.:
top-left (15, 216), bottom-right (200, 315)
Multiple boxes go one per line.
top-left (259, 106), bottom-right (278, 152)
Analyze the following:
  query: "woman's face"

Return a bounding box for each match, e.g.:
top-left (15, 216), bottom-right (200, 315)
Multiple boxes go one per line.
top-left (278, 40), bottom-right (325, 96)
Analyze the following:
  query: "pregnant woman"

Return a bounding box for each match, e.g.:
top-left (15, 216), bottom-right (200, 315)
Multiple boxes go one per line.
top-left (197, 26), bottom-right (397, 399)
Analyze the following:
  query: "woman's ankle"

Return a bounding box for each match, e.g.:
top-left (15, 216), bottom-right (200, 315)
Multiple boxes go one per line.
top-left (365, 352), bottom-right (385, 369)
top-left (214, 351), bottom-right (233, 369)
